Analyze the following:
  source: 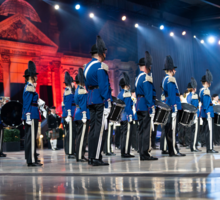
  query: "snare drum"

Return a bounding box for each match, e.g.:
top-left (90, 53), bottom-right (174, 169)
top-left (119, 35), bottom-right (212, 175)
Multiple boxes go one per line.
top-left (109, 96), bottom-right (125, 123)
top-left (1, 101), bottom-right (23, 128)
top-left (179, 103), bottom-right (197, 126)
top-left (213, 105), bottom-right (220, 126)
top-left (154, 100), bottom-right (171, 125)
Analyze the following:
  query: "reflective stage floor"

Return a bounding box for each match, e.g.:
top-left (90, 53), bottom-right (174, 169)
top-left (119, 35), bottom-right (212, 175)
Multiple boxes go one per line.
top-left (0, 146), bottom-right (220, 199)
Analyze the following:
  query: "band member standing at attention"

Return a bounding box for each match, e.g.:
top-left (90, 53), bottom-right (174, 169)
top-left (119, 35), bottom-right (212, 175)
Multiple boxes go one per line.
top-left (200, 70), bottom-right (218, 153)
top-left (74, 68), bottom-right (90, 162)
top-left (22, 61), bottom-right (42, 167)
top-left (47, 106), bottom-right (60, 151)
top-left (63, 72), bottom-right (76, 159)
top-left (212, 94), bottom-right (220, 145)
top-left (162, 55), bottom-right (185, 157)
top-left (160, 85), bottom-right (169, 155)
top-left (84, 36), bottom-right (112, 166)
top-left (135, 51), bottom-right (158, 161)
top-left (118, 72), bottom-right (135, 158)
top-left (0, 98), bottom-right (6, 157)
top-left (186, 78), bottom-right (201, 152)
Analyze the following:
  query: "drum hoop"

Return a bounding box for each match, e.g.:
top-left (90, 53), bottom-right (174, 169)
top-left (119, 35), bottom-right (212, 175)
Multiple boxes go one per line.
top-left (113, 102), bottom-right (125, 108)
top-left (157, 105), bottom-right (171, 111)
top-left (183, 109), bottom-right (197, 114)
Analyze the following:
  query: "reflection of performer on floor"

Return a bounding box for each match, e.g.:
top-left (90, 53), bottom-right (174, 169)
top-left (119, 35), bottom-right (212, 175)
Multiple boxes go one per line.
top-left (22, 61), bottom-right (43, 167)
top-left (63, 72), bottom-right (77, 159)
top-left (47, 106), bottom-right (60, 151)
top-left (199, 70), bottom-right (218, 153)
top-left (162, 55), bottom-right (185, 157)
top-left (135, 51), bottom-right (158, 161)
top-left (84, 35), bottom-right (112, 166)
top-left (118, 72), bottom-right (135, 158)
top-left (0, 98), bottom-right (6, 157)
top-left (186, 78), bottom-right (201, 152)
top-left (74, 68), bottom-right (90, 162)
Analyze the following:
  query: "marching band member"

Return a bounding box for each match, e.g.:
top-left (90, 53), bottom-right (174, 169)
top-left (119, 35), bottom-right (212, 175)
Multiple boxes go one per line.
top-left (47, 106), bottom-right (60, 151)
top-left (63, 72), bottom-right (76, 159)
top-left (22, 61), bottom-right (42, 167)
top-left (135, 51), bottom-right (158, 160)
top-left (212, 94), bottom-right (220, 145)
top-left (160, 85), bottom-right (169, 154)
top-left (74, 68), bottom-right (90, 162)
top-left (186, 78), bottom-right (201, 152)
top-left (104, 122), bottom-right (115, 156)
top-left (0, 98), bottom-right (6, 157)
top-left (199, 70), bottom-right (218, 153)
top-left (84, 36), bottom-right (112, 166)
top-left (118, 72), bottom-right (135, 158)
top-left (162, 55), bottom-right (185, 157)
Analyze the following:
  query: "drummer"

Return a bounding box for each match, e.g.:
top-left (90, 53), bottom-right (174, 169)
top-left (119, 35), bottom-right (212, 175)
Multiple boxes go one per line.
top-left (117, 72), bottom-right (135, 158)
top-left (186, 78), bottom-right (201, 152)
top-left (135, 51), bottom-right (158, 161)
top-left (22, 61), bottom-right (43, 167)
top-left (162, 55), bottom-right (185, 157)
top-left (0, 98), bottom-right (6, 157)
top-left (199, 70), bottom-right (218, 153)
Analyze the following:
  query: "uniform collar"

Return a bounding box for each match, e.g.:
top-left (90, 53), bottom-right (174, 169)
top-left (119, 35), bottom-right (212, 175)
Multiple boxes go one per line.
top-left (139, 70), bottom-right (145, 75)
top-left (27, 82), bottom-right (34, 86)
top-left (92, 57), bottom-right (99, 62)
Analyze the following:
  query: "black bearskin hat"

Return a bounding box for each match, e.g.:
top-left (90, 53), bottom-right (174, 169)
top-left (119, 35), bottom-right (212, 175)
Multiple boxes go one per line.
top-left (64, 72), bottom-right (72, 86)
top-left (163, 55), bottom-right (177, 70)
top-left (96, 35), bottom-right (107, 55)
top-left (201, 69), bottom-right (213, 83)
top-left (23, 61), bottom-right (38, 77)
top-left (78, 68), bottom-right (85, 85)
top-left (119, 72), bottom-right (130, 88)
top-left (145, 51), bottom-right (153, 69)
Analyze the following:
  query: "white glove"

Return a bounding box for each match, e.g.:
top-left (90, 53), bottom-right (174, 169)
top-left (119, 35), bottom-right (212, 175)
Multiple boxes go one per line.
top-left (67, 109), bottom-right (71, 117)
top-left (207, 112), bottom-right (211, 119)
top-left (104, 107), bottom-right (111, 117)
top-left (65, 116), bottom-right (71, 123)
top-left (129, 114), bottom-right (133, 123)
top-left (43, 111), bottom-right (47, 118)
top-left (82, 111), bottom-right (87, 124)
top-left (107, 99), bottom-right (111, 109)
top-left (38, 98), bottom-right (45, 107)
top-left (26, 113), bottom-right (31, 125)
top-left (172, 112), bottom-right (177, 118)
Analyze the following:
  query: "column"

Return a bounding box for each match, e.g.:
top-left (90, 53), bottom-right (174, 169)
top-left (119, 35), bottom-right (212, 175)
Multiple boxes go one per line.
top-left (1, 54), bottom-right (10, 97)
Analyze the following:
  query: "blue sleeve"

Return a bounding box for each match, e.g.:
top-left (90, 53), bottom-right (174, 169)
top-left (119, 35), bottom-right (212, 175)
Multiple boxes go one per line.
top-left (64, 95), bottom-right (72, 111)
top-left (79, 94), bottom-right (87, 112)
top-left (23, 91), bottom-right (34, 118)
top-left (97, 69), bottom-right (110, 101)
top-left (143, 81), bottom-right (154, 108)
top-left (203, 95), bottom-right (212, 114)
top-left (124, 97), bottom-right (133, 116)
top-left (153, 84), bottom-right (156, 98)
top-left (167, 82), bottom-right (176, 112)
top-left (191, 99), bottom-right (198, 108)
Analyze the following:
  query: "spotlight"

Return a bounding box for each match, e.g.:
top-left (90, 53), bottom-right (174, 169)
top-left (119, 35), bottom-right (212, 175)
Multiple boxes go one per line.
top-left (160, 25), bottom-right (164, 30)
top-left (75, 4), bottom-right (80, 10)
top-left (54, 4), bottom-right (59, 10)
top-left (194, 35), bottom-right (196, 38)
top-left (170, 32), bottom-right (174, 37)
top-left (40, 134), bottom-right (44, 138)
top-left (89, 13), bottom-right (94, 18)
top-left (182, 31), bottom-right (186, 35)
top-left (208, 36), bottom-right (215, 44)
top-left (201, 40), bottom-right (204, 44)
top-left (122, 16), bottom-right (126, 21)
top-left (135, 23), bottom-right (139, 28)
top-left (218, 40), bottom-right (220, 45)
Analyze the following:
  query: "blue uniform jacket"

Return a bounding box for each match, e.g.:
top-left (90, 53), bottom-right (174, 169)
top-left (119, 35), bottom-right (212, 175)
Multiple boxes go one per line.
top-left (186, 92), bottom-right (199, 117)
top-left (135, 71), bottom-right (155, 114)
top-left (22, 82), bottom-right (39, 120)
top-left (74, 86), bottom-right (90, 121)
top-left (84, 58), bottom-right (112, 107)
top-left (199, 87), bottom-right (214, 118)
top-left (117, 89), bottom-right (134, 121)
top-left (162, 74), bottom-right (182, 112)
top-left (63, 87), bottom-right (76, 118)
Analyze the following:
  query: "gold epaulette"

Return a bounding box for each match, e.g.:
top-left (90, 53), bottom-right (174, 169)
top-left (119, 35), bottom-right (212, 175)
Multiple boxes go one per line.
top-left (26, 85), bottom-right (35, 92)
top-left (204, 89), bottom-right (210, 96)
top-left (168, 76), bottom-right (176, 83)
top-left (64, 89), bottom-right (71, 96)
top-left (123, 91), bottom-right (131, 98)
top-left (101, 62), bottom-right (109, 72)
top-left (145, 75), bottom-right (153, 83)
top-left (78, 88), bottom-right (87, 95)
top-left (192, 94), bottom-right (198, 99)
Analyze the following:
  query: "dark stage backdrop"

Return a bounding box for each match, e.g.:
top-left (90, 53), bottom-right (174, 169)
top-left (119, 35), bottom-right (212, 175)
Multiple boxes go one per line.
top-left (0, 82), bottom-right (3, 97)
top-left (193, 40), bottom-right (220, 94)
top-left (10, 83), bottom-right (25, 103)
top-left (40, 85), bottom-right (54, 108)
top-left (137, 26), bottom-right (195, 98)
